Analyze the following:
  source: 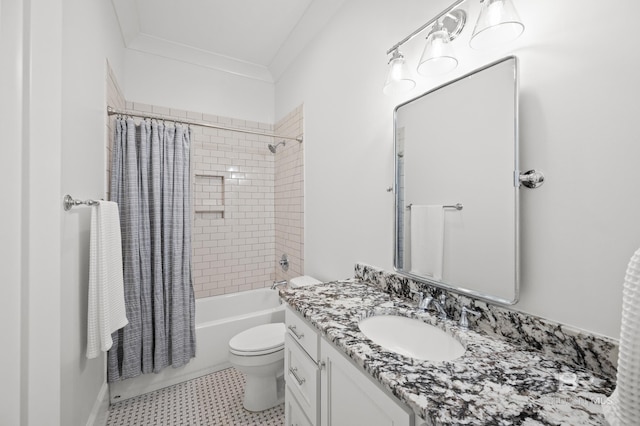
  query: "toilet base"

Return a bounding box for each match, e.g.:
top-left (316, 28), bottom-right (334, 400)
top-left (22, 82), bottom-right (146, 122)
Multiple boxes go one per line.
top-left (242, 373), bottom-right (284, 412)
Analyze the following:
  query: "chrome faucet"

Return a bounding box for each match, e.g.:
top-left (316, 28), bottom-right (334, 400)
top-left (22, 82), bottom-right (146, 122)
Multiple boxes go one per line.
top-left (411, 290), bottom-right (448, 320)
top-left (422, 296), bottom-right (448, 320)
top-left (271, 280), bottom-right (288, 290)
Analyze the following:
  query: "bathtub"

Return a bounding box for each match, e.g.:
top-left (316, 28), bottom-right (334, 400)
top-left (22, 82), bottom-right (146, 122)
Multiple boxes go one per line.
top-left (109, 288), bottom-right (285, 402)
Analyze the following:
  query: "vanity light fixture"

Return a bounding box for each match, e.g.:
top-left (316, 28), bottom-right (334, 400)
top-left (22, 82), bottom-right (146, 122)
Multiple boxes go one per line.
top-left (417, 21), bottom-right (458, 76)
top-left (383, 0), bottom-right (524, 94)
top-left (469, 0), bottom-right (524, 49)
top-left (383, 49), bottom-right (416, 95)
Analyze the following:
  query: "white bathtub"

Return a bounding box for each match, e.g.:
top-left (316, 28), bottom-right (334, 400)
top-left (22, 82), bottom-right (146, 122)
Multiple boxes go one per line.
top-left (109, 288), bottom-right (284, 402)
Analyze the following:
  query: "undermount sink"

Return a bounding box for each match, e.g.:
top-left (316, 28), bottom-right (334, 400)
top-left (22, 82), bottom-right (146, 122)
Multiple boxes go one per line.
top-left (358, 315), bottom-right (465, 362)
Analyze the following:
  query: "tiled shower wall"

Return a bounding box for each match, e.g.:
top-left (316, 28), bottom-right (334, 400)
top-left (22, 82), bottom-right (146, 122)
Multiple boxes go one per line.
top-left (185, 107), bottom-right (276, 297)
top-left (105, 70), bottom-right (303, 297)
top-left (274, 106), bottom-right (305, 282)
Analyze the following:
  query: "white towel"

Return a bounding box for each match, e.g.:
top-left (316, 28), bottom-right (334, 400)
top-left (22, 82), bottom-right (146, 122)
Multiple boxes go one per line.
top-left (289, 275), bottom-right (323, 288)
top-left (86, 201), bottom-right (128, 359)
top-left (410, 205), bottom-right (444, 280)
top-left (604, 247), bottom-right (640, 425)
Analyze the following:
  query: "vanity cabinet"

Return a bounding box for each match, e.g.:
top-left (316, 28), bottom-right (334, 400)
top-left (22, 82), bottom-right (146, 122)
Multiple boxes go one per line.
top-left (320, 339), bottom-right (414, 426)
top-left (284, 306), bottom-right (414, 426)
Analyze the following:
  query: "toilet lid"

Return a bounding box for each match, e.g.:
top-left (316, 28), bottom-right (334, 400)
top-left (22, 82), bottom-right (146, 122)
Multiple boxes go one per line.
top-left (229, 323), bottom-right (285, 355)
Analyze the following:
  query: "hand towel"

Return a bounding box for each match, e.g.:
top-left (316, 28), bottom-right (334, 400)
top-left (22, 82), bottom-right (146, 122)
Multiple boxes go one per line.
top-left (410, 205), bottom-right (444, 280)
top-left (289, 276), bottom-right (323, 288)
top-left (86, 201), bottom-right (128, 359)
top-left (603, 247), bottom-right (640, 425)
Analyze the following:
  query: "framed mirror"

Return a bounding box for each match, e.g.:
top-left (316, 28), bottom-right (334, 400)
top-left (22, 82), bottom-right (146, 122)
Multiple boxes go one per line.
top-left (394, 56), bottom-right (519, 305)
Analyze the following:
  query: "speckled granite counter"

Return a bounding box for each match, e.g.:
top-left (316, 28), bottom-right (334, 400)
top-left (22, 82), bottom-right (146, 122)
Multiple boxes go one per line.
top-left (280, 278), bottom-right (615, 425)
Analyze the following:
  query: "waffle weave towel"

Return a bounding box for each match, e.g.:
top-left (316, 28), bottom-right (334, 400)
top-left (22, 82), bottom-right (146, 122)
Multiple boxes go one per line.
top-left (603, 247), bottom-right (640, 425)
top-left (86, 201), bottom-right (128, 359)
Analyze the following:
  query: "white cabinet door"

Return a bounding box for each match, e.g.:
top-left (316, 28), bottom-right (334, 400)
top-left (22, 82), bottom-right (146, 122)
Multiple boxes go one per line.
top-left (320, 339), bottom-right (413, 426)
top-left (286, 385), bottom-right (313, 426)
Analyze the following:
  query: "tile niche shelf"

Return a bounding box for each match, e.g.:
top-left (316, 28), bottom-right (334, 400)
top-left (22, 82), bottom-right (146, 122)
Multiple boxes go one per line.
top-left (194, 174), bottom-right (225, 219)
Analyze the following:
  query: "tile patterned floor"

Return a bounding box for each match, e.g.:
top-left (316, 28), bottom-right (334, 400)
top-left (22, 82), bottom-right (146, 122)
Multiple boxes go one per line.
top-left (106, 368), bottom-right (284, 426)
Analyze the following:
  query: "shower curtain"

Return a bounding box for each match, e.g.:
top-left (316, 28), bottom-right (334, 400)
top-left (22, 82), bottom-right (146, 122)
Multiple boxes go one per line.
top-left (107, 117), bottom-right (196, 382)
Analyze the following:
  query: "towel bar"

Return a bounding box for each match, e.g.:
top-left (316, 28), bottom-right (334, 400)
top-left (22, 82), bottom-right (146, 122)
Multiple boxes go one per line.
top-left (406, 203), bottom-right (463, 211)
top-left (63, 194), bottom-right (100, 211)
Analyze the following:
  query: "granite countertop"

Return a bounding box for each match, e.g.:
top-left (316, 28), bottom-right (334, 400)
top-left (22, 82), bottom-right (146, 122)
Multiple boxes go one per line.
top-left (280, 279), bottom-right (614, 426)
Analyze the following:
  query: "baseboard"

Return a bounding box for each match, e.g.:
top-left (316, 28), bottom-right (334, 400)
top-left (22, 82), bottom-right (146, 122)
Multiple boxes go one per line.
top-left (86, 382), bottom-right (109, 426)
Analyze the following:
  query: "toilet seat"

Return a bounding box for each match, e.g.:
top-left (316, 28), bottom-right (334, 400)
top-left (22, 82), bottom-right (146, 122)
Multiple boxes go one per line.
top-left (229, 323), bottom-right (285, 356)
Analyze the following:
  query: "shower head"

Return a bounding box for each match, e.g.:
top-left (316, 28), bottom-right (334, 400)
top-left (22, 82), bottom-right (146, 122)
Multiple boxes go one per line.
top-left (268, 140), bottom-right (286, 153)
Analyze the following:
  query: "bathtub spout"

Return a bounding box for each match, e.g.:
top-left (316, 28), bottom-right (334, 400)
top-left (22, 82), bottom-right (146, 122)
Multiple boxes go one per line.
top-left (271, 280), bottom-right (288, 290)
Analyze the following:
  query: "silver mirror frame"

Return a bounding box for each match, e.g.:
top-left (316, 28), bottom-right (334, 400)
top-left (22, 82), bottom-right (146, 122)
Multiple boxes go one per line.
top-left (393, 56), bottom-right (520, 306)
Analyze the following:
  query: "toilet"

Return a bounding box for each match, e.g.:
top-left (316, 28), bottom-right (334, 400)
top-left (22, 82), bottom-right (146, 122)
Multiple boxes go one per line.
top-left (228, 275), bottom-right (321, 412)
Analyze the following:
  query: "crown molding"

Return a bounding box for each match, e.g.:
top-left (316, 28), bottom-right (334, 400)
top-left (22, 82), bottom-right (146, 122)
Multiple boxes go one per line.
top-left (127, 34), bottom-right (274, 82)
top-left (111, 0), bottom-right (347, 84)
top-left (111, 0), bottom-right (273, 83)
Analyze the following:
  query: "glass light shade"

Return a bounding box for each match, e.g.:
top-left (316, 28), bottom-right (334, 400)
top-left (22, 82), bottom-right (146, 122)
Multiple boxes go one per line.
top-left (417, 28), bottom-right (458, 76)
top-left (470, 0), bottom-right (524, 49)
top-left (383, 51), bottom-right (416, 95)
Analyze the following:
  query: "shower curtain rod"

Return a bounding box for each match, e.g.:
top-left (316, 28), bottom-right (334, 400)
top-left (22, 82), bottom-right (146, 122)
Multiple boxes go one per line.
top-left (107, 106), bottom-right (303, 143)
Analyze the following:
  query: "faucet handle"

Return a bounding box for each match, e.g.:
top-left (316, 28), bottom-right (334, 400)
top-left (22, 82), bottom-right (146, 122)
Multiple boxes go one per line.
top-left (410, 290), bottom-right (424, 306)
top-left (459, 306), bottom-right (481, 330)
top-left (438, 293), bottom-right (447, 306)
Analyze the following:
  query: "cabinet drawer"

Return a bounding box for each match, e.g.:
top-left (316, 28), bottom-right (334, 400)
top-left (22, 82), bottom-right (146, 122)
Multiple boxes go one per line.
top-left (285, 385), bottom-right (313, 426)
top-left (285, 307), bottom-right (319, 362)
top-left (285, 333), bottom-right (319, 424)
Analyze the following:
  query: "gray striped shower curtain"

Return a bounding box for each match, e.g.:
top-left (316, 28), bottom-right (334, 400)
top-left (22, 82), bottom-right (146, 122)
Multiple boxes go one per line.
top-left (108, 117), bottom-right (196, 382)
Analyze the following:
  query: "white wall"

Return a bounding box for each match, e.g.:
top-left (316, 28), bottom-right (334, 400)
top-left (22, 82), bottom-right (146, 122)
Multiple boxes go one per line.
top-left (60, 0), bottom-right (125, 424)
top-left (1, 0), bottom-right (64, 424)
top-left (27, 1), bottom-right (64, 423)
top-left (275, 0), bottom-right (640, 339)
top-left (0, 1), bottom-right (27, 424)
top-left (123, 49), bottom-right (275, 124)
